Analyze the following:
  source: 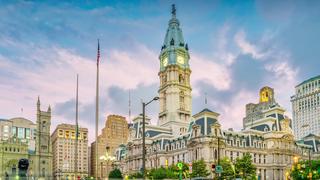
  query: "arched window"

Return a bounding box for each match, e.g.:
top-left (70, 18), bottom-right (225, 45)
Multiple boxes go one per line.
top-left (179, 74), bottom-right (184, 84)
top-left (163, 75), bottom-right (167, 84)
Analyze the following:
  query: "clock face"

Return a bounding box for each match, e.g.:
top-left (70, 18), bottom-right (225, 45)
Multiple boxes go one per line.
top-left (177, 55), bottom-right (184, 64)
top-left (163, 57), bottom-right (168, 67)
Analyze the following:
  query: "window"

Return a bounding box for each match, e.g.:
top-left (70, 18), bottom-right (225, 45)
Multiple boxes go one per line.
top-left (18, 128), bottom-right (24, 139)
top-left (180, 91), bottom-right (185, 110)
top-left (25, 128), bottom-right (30, 139)
top-left (12, 127), bottom-right (17, 137)
top-left (163, 92), bottom-right (166, 110)
top-left (230, 151), bottom-right (233, 161)
top-left (179, 74), bottom-right (184, 84)
top-left (3, 125), bottom-right (9, 133)
top-left (42, 168), bottom-right (45, 177)
top-left (259, 155), bottom-right (261, 163)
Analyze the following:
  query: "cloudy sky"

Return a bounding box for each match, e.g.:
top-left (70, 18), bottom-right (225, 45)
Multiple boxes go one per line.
top-left (0, 0), bottom-right (319, 143)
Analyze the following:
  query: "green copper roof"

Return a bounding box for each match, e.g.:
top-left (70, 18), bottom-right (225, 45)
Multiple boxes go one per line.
top-left (161, 4), bottom-right (187, 51)
top-left (296, 75), bottom-right (320, 87)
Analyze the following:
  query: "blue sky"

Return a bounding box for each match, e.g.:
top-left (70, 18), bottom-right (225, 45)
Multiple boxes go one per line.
top-left (0, 0), bottom-right (319, 142)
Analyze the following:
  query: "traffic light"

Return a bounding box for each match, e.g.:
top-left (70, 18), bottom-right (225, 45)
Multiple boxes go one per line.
top-left (211, 164), bottom-right (216, 171)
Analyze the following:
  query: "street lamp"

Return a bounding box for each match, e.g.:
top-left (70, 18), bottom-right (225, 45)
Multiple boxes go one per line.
top-left (99, 150), bottom-right (116, 179)
top-left (301, 124), bottom-right (312, 180)
top-left (142, 96), bottom-right (159, 179)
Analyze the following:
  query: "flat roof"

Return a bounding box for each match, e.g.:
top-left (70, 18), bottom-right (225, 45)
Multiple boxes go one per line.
top-left (296, 75), bottom-right (320, 87)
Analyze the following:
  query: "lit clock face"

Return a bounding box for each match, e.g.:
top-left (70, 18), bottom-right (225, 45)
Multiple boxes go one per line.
top-left (260, 91), bottom-right (270, 102)
top-left (177, 55), bottom-right (184, 64)
top-left (163, 57), bottom-right (168, 67)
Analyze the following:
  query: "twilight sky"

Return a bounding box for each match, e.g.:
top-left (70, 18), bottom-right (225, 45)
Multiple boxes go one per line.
top-left (0, 0), bottom-right (319, 143)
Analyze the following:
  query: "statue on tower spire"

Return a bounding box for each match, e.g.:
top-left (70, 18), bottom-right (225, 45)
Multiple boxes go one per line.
top-left (171, 4), bottom-right (176, 17)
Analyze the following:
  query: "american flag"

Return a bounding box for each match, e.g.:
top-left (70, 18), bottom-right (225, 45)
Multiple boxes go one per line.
top-left (97, 39), bottom-right (100, 65)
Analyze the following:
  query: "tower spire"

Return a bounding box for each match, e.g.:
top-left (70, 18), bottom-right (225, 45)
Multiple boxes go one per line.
top-left (37, 96), bottom-right (40, 111)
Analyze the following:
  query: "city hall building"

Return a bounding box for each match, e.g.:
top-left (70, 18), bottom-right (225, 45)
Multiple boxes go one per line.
top-left (115, 5), bottom-right (320, 180)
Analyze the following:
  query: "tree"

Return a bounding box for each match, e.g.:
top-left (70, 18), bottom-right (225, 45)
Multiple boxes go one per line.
top-left (191, 159), bottom-right (210, 178)
top-left (291, 159), bottom-right (320, 180)
top-left (108, 168), bottom-right (123, 179)
top-left (220, 157), bottom-right (235, 180)
top-left (234, 153), bottom-right (257, 180)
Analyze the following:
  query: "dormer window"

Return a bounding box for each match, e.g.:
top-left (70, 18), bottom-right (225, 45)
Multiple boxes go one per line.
top-left (170, 38), bottom-right (174, 45)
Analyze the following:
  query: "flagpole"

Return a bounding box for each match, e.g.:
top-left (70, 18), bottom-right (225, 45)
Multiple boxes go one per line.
top-left (129, 90), bottom-right (131, 123)
top-left (95, 39), bottom-right (100, 179)
top-left (75, 74), bottom-right (79, 179)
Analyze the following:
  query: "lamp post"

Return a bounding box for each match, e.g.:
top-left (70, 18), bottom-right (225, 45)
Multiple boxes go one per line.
top-left (301, 124), bottom-right (312, 180)
top-left (142, 96), bottom-right (159, 179)
top-left (154, 148), bottom-right (158, 169)
top-left (100, 150), bottom-right (116, 180)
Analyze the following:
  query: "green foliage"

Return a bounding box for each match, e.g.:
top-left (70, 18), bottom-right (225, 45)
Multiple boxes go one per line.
top-left (291, 159), bottom-right (320, 180)
top-left (128, 172), bottom-right (143, 179)
top-left (234, 152), bottom-right (257, 180)
top-left (148, 167), bottom-right (168, 179)
top-left (108, 168), bottom-right (123, 179)
top-left (220, 157), bottom-right (235, 180)
top-left (191, 159), bottom-right (210, 178)
top-left (147, 162), bottom-right (190, 179)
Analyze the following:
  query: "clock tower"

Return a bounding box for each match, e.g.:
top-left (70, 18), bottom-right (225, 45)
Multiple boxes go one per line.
top-left (158, 4), bottom-right (192, 133)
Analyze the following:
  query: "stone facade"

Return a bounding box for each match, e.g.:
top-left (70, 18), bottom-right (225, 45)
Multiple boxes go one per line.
top-left (51, 123), bottom-right (89, 179)
top-left (115, 5), bottom-right (319, 180)
top-left (90, 115), bottom-right (128, 178)
top-left (0, 97), bottom-right (52, 178)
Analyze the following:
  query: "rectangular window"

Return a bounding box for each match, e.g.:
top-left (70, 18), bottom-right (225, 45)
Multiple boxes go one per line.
top-left (25, 128), bottom-right (30, 139)
top-left (4, 125), bottom-right (9, 133)
top-left (12, 126), bottom-right (17, 137)
top-left (18, 127), bottom-right (24, 139)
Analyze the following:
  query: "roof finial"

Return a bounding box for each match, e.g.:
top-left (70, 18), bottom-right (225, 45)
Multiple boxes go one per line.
top-left (171, 4), bottom-right (176, 17)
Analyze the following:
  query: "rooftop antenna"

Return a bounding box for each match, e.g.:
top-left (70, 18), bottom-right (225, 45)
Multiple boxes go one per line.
top-left (74, 74), bottom-right (79, 178)
top-left (129, 90), bottom-right (131, 123)
top-left (205, 92), bottom-right (208, 107)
